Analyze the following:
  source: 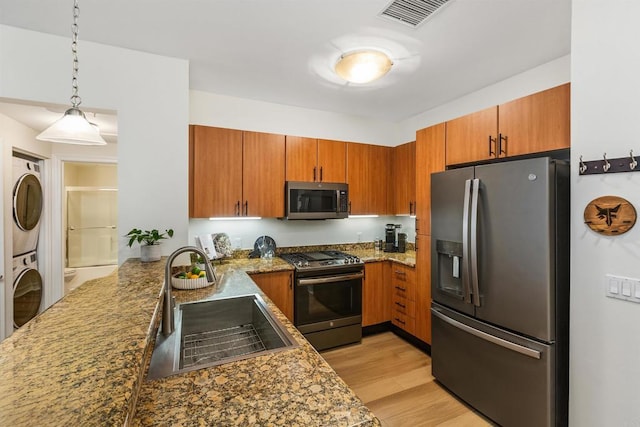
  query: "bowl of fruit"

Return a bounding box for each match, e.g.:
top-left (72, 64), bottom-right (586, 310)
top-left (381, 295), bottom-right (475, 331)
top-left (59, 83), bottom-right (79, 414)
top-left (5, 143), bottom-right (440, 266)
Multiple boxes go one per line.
top-left (171, 266), bottom-right (213, 290)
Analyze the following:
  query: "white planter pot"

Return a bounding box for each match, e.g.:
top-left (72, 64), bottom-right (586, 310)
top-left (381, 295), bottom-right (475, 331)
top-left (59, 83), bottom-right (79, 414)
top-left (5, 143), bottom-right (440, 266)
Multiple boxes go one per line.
top-left (140, 244), bottom-right (162, 262)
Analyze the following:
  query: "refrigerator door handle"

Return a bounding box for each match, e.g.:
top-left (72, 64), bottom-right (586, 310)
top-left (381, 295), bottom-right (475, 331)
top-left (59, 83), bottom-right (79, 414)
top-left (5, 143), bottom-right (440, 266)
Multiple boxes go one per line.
top-left (432, 308), bottom-right (542, 359)
top-left (470, 178), bottom-right (481, 307)
top-left (462, 179), bottom-right (472, 304)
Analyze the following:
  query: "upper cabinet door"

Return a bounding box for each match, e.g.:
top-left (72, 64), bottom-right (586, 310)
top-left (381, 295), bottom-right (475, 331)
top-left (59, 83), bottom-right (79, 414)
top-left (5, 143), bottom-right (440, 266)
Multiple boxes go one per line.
top-left (393, 141), bottom-right (416, 215)
top-left (445, 106), bottom-right (498, 166)
top-left (317, 139), bottom-right (346, 183)
top-left (285, 136), bottom-right (317, 182)
top-left (243, 131), bottom-right (286, 218)
top-left (347, 142), bottom-right (390, 215)
top-left (415, 123), bottom-right (445, 235)
top-left (498, 83), bottom-right (570, 157)
top-left (189, 125), bottom-right (243, 218)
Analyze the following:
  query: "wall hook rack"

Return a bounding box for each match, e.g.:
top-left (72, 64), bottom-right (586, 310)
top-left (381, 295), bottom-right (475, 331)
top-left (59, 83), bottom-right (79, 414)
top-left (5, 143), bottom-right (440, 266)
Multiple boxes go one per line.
top-left (578, 150), bottom-right (640, 175)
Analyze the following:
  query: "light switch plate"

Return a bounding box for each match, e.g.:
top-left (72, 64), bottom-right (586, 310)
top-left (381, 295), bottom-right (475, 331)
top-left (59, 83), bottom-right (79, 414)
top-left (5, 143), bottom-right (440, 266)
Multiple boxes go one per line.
top-left (605, 274), bottom-right (640, 304)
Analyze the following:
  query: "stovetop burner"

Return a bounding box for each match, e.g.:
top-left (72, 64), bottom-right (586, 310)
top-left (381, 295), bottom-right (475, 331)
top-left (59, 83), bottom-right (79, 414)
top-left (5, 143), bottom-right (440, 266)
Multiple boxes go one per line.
top-left (281, 250), bottom-right (363, 272)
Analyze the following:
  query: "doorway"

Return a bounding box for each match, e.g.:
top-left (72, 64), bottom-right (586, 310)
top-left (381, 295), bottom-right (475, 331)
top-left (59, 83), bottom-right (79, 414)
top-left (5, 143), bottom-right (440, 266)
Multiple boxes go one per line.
top-left (63, 162), bottom-right (117, 294)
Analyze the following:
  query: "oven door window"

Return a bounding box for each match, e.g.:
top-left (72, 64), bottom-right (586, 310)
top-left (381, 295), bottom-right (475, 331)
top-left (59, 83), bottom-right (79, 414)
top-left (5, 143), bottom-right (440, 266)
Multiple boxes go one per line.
top-left (290, 189), bottom-right (337, 213)
top-left (295, 277), bottom-right (362, 325)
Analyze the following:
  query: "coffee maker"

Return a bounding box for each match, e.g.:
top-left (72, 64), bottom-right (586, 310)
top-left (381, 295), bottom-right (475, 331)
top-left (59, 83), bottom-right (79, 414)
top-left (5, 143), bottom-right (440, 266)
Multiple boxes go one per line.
top-left (384, 224), bottom-right (402, 252)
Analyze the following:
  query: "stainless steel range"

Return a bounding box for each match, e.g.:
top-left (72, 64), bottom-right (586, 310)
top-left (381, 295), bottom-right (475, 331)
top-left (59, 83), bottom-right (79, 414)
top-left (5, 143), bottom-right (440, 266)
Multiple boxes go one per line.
top-left (281, 250), bottom-right (363, 351)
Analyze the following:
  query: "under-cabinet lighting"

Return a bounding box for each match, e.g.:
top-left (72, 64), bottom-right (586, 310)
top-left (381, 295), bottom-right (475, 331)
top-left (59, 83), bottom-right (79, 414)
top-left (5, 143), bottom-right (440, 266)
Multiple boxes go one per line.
top-left (209, 217), bottom-right (262, 221)
top-left (348, 215), bottom-right (380, 219)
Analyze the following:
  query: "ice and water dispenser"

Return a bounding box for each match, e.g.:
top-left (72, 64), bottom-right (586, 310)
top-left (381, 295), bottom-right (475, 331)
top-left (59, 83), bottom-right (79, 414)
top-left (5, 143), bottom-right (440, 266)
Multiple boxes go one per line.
top-left (435, 240), bottom-right (464, 298)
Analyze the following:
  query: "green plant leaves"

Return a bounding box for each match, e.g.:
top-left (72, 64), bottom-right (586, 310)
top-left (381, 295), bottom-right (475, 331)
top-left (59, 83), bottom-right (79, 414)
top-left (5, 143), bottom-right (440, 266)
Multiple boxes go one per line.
top-left (125, 228), bottom-right (174, 247)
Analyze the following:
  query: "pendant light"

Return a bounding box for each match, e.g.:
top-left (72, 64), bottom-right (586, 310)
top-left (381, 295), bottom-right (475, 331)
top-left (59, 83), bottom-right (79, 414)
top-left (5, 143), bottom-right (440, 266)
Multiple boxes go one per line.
top-left (37, 0), bottom-right (106, 145)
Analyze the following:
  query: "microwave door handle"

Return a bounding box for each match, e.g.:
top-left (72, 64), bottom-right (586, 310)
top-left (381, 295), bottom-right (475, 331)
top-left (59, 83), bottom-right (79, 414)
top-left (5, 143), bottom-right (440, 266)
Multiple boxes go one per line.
top-left (336, 190), bottom-right (341, 214)
top-left (462, 179), bottom-right (472, 304)
top-left (470, 178), bottom-right (481, 307)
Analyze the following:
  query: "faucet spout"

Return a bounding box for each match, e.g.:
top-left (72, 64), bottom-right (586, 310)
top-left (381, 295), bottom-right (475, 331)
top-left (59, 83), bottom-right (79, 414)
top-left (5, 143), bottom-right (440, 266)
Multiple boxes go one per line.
top-left (162, 246), bottom-right (217, 337)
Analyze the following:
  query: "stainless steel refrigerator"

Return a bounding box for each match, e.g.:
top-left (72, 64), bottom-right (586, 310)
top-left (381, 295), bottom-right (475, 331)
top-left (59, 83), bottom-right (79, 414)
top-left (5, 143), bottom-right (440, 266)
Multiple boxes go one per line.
top-left (430, 157), bottom-right (569, 427)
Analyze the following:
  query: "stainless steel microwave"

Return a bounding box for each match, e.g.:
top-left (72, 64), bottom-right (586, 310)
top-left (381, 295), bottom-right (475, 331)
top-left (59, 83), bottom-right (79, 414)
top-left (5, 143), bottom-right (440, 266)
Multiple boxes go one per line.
top-left (285, 181), bottom-right (349, 219)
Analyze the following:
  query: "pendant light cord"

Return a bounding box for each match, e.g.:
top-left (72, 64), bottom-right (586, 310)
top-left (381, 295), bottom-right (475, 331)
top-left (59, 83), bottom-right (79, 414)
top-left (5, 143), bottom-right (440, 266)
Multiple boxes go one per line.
top-left (70, 0), bottom-right (81, 109)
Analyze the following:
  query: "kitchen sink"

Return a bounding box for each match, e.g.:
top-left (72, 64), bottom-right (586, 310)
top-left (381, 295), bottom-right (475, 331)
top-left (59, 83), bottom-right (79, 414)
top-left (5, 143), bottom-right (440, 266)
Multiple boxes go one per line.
top-left (146, 294), bottom-right (298, 380)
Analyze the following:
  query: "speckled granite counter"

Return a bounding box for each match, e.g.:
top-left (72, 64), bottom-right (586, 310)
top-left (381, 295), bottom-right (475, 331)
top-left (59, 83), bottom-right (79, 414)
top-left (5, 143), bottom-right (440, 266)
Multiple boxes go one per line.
top-left (0, 256), bottom-right (379, 427)
top-left (346, 248), bottom-right (416, 268)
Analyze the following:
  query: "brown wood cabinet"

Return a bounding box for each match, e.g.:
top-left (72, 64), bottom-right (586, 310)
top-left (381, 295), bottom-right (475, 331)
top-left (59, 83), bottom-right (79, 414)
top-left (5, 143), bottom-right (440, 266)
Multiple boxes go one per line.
top-left (249, 270), bottom-right (294, 322)
top-left (347, 142), bottom-right (391, 215)
top-left (242, 131), bottom-right (286, 217)
top-left (445, 106), bottom-right (498, 165)
top-left (415, 123), bottom-right (445, 236)
top-left (415, 235), bottom-right (432, 344)
top-left (189, 126), bottom-right (243, 217)
top-left (390, 263), bottom-right (416, 335)
top-left (445, 83), bottom-right (571, 166)
top-left (498, 83), bottom-right (570, 157)
top-left (362, 261), bottom-right (390, 327)
top-left (392, 141), bottom-right (416, 215)
top-left (285, 137), bottom-right (346, 183)
top-left (189, 126), bottom-right (285, 218)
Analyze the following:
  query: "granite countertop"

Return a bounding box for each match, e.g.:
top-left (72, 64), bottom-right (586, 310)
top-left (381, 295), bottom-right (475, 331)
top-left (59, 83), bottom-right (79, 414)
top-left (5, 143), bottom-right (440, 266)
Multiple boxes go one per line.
top-left (346, 248), bottom-right (416, 267)
top-left (0, 255), bottom-right (379, 427)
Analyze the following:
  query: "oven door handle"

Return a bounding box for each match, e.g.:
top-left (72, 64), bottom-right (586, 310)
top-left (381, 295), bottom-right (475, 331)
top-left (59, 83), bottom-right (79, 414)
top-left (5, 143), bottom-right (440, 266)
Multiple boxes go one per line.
top-left (297, 272), bottom-right (364, 286)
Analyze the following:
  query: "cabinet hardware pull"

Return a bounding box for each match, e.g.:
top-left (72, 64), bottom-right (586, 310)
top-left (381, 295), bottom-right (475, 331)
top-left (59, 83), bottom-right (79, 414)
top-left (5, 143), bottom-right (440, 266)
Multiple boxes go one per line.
top-left (394, 317), bottom-right (406, 325)
top-left (244, 201), bottom-right (248, 216)
top-left (320, 166), bottom-right (323, 182)
top-left (395, 285), bottom-right (407, 291)
top-left (488, 135), bottom-right (497, 157)
top-left (415, 236), bottom-right (419, 252)
top-left (409, 201), bottom-right (413, 215)
top-left (498, 133), bottom-right (507, 156)
top-left (235, 201), bottom-right (240, 216)
top-left (395, 270), bottom-right (406, 275)
top-left (348, 201), bottom-right (352, 214)
top-left (395, 302), bottom-right (406, 308)
top-left (313, 167), bottom-right (317, 182)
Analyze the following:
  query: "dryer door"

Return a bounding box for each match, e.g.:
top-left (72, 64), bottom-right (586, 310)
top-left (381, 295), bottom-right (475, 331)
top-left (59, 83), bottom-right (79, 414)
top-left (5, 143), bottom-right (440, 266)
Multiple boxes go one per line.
top-left (13, 267), bottom-right (42, 328)
top-left (13, 173), bottom-right (43, 231)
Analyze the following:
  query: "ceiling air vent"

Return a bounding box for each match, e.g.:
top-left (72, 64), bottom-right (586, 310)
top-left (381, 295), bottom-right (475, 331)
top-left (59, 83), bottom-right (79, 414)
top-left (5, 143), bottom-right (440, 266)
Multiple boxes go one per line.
top-left (379, 0), bottom-right (451, 28)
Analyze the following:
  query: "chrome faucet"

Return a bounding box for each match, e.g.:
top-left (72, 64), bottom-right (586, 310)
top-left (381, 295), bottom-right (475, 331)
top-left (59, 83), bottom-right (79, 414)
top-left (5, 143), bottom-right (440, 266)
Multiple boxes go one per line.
top-left (162, 246), bottom-right (217, 337)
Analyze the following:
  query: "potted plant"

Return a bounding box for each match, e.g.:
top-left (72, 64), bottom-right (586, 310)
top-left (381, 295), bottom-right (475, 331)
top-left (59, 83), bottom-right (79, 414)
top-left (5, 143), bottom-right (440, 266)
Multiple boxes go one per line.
top-left (125, 228), bottom-right (174, 262)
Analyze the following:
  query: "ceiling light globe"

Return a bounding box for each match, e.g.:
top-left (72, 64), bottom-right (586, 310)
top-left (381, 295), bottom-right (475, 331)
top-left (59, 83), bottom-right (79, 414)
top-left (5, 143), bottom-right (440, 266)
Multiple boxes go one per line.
top-left (335, 50), bottom-right (393, 84)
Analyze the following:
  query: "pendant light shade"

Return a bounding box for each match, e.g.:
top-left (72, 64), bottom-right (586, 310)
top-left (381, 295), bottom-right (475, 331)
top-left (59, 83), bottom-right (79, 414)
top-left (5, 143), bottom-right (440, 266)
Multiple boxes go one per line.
top-left (37, 107), bottom-right (106, 145)
top-left (335, 50), bottom-right (393, 84)
top-left (37, 0), bottom-right (107, 146)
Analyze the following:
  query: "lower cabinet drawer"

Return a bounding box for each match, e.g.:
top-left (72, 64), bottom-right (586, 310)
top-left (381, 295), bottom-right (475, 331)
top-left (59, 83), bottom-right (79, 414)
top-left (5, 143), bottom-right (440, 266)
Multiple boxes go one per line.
top-left (392, 295), bottom-right (415, 317)
top-left (392, 312), bottom-right (416, 335)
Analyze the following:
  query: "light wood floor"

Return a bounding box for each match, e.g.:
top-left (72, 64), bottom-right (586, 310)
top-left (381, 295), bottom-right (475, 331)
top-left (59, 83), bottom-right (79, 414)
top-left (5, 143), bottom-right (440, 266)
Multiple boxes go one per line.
top-left (321, 332), bottom-right (493, 427)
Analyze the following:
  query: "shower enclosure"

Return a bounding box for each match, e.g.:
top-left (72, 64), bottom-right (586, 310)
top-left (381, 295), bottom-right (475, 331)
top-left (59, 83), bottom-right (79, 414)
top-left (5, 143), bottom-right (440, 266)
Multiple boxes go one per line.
top-left (66, 187), bottom-right (118, 268)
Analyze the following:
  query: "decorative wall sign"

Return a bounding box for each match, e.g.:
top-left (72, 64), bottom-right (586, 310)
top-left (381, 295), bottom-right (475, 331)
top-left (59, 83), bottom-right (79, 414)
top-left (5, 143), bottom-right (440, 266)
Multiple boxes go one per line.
top-left (584, 195), bottom-right (636, 235)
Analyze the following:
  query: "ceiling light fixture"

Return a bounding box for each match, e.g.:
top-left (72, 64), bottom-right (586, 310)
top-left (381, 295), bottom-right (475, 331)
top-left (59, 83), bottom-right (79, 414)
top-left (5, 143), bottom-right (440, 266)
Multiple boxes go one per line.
top-left (36, 0), bottom-right (106, 145)
top-left (334, 50), bottom-right (393, 84)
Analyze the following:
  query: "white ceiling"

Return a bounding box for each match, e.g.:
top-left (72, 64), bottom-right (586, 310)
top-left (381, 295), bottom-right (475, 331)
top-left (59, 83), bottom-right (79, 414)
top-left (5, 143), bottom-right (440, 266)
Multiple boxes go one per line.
top-left (0, 0), bottom-right (571, 133)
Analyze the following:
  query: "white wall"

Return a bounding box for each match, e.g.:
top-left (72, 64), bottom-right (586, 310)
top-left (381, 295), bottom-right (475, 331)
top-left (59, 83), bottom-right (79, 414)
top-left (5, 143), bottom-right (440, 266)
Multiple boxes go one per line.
top-left (569, 2), bottom-right (640, 426)
top-left (0, 25), bottom-right (190, 263)
top-left (190, 91), bottom-right (401, 146)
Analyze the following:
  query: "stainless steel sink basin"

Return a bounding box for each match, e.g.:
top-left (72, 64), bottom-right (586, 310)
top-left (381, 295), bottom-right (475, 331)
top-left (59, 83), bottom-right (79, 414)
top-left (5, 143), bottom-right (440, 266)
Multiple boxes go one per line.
top-left (147, 294), bottom-right (298, 380)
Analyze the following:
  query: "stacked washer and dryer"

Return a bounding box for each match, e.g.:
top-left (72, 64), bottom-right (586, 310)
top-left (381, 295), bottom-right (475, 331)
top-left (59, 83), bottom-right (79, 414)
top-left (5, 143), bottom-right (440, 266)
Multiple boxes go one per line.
top-left (11, 155), bottom-right (44, 330)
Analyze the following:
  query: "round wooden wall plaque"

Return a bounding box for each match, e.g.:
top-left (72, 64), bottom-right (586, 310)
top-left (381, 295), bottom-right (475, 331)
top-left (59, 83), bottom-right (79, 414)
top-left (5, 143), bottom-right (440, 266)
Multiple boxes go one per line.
top-left (584, 195), bottom-right (636, 235)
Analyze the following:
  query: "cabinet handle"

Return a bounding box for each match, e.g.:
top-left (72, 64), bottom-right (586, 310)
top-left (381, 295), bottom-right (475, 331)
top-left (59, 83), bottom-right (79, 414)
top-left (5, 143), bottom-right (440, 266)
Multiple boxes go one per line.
top-left (415, 218), bottom-right (420, 234)
top-left (415, 235), bottom-right (419, 252)
top-left (395, 270), bottom-right (407, 276)
top-left (409, 201), bottom-right (413, 215)
top-left (488, 135), bottom-right (497, 157)
top-left (244, 201), bottom-right (248, 216)
top-left (289, 275), bottom-right (292, 290)
top-left (313, 167), bottom-right (317, 182)
top-left (320, 166), bottom-right (323, 182)
top-left (394, 317), bottom-right (406, 325)
top-left (348, 201), bottom-right (352, 215)
top-left (235, 201), bottom-right (240, 216)
top-left (395, 301), bottom-right (406, 309)
top-left (395, 285), bottom-right (407, 291)
top-left (499, 133), bottom-right (507, 156)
